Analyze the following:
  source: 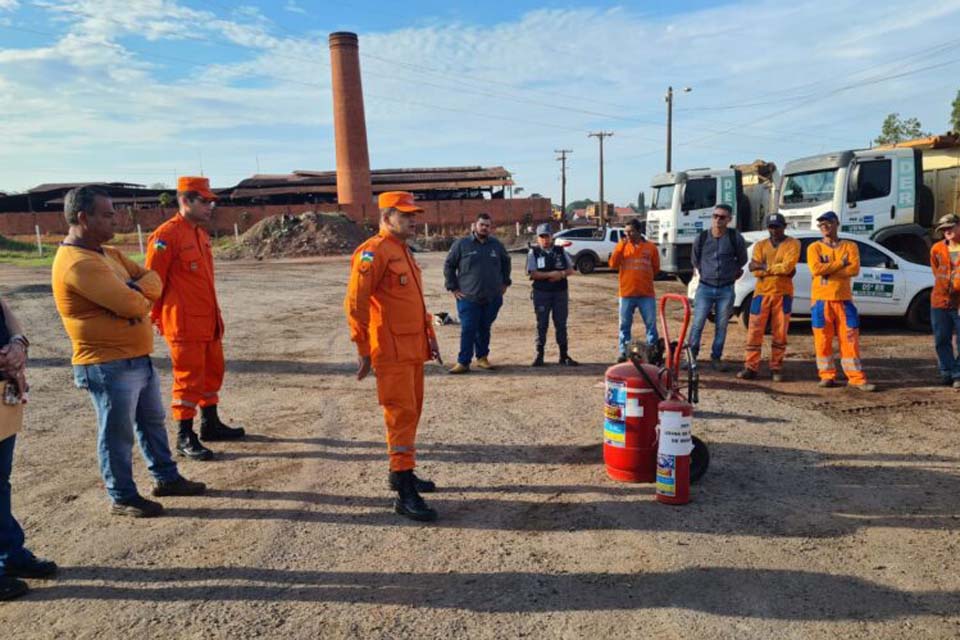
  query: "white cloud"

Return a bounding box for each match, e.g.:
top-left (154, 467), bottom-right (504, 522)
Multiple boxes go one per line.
top-left (0, 0), bottom-right (18, 11)
top-left (284, 1), bottom-right (307, 15)
top-left (0, 0), bottom-right (959, 201)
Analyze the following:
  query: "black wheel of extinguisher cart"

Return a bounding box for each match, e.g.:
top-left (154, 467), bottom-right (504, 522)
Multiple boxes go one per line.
top-left (690, 435), bottom-right (709, 483)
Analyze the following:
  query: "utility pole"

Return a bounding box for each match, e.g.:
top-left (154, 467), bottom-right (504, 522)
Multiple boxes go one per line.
top-left (665, 85), bottom-right (692, 172)
top-left (588, 132), bottom-right (613, 227)
top-left (554, 149), bottom-right (572, 220)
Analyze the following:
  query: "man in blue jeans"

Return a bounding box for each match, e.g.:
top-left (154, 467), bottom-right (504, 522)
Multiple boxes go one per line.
top-left (52, 185), bottom-right (205, 518)
top-left (687, 204), bottom-right (748, 371)
top-left (0, 297), bottom-right (56, 601)
top-left (444, 213), bottom-right (512, 373)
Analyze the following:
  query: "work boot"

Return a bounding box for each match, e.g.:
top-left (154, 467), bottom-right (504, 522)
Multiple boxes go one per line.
top-left (448, 363), bottom-right (470, 375)
top-left (850, 382), bottom-right (878, 393)
top-left (151, 476), bottom-right (207, 497)
top-left (558, 349), bottom-right (579, 366)
top-left (0, 576), bottom-right (29, 601)
top-left (389, 470), bottom-right (437, 493)
top-left (710, 357), bottom-right (727, 372)
top-left (475, 357), bottom-right (495, 370)
top-left (818, 378), bottom-right (838, 388)
top-left (531, 350), bottom-right (545, 367)
top-left (771, 371), bottom-right (785, 383)
top-left (393, 470), bottom-right (438, 522)
top-left (4, 553), bottom-right (58, 579)
top-left (110, 494), bottom-right (164, 518)
top-left (177, 423), bottom-right (214, 461)
top-left (736, 368), bottom-right (757, 380)
top-left (200, 405), bottom-right (245, 441)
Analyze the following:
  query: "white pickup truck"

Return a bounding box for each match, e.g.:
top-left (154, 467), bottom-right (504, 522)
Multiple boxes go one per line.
top-left (552, 226), bottom-right (626, 274)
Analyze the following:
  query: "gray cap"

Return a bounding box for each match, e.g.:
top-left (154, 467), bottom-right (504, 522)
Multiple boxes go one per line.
top-left (536, 223), bottom-right (552, 236)
top-left (764, 212), bottom-right (786, 227)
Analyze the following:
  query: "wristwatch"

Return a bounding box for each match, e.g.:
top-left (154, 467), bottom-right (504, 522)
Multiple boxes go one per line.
top-left (10, 334), bottom-right (28, 349)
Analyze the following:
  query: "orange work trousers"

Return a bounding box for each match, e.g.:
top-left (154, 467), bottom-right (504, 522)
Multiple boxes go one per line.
top-left (375, 362), bottom-right (424, 472)
top-left (811, 300), bottom-right (867, 385)
top-left (169, 340), bottom-right (225, 420)
top-left (744, 294), bottom-right (792, 373)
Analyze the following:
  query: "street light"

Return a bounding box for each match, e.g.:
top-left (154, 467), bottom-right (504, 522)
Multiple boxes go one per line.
top-left (665, 85), bottom-right (692, 172)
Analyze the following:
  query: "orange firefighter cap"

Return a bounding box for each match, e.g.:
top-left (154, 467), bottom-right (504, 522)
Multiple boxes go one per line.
top-left (378, 191), bottom-right (423, 213)
top-left (177, 176), bottom-right (218, 201)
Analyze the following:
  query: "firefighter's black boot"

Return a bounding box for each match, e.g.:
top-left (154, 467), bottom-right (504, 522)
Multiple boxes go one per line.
top-left (200, 405), bottom-right (246, 441)
top-left (176, 419), bottom-right (214, 461)
top-left (389, 470), bottom-right (437, 493)
top-left (531, 348), bottom-right (545, 367)
top-left (393, 470), bottom-right (438, 522)
top-left (559, 347), bottom-right (579, 366)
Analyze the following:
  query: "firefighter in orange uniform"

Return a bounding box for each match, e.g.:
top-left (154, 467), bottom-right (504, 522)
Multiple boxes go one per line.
top-left (737, 213), bottom-right (800, 382)
top-left (145, 177), bottom-right (245, 462)
top-left (345, 191), bottom-right (440, 522)
top-left (807, 211), bottom-right (876, 392)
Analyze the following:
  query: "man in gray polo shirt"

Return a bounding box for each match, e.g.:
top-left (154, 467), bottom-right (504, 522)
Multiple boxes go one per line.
top-left (444, 213), bottom-right (512, 373)
top-left (687, 203), bottom-right (748, 371)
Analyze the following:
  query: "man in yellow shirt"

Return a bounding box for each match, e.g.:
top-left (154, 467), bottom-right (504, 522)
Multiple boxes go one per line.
top-left (52, 186), bottom-right (205, 518)
top-left (807, 211), bottom-right (876, 392)
top-left (737, 213), bottom-right (800, 382)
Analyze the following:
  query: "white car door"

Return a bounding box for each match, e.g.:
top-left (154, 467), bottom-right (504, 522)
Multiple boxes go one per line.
top-left (850, 240), bottom-right (905, 315)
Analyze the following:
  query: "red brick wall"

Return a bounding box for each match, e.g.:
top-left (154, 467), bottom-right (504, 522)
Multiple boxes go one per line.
top-left (0, 198), bottom-right (552, 237)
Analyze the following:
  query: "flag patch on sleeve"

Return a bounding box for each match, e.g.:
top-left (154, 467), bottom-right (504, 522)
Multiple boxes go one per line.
top-left (360, 250), bottom-right (375, 263)
top-left (154, 240), bottom-right (168, 251)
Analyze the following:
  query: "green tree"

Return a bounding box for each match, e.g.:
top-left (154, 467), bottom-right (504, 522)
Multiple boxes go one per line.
top-left (565, 198), bottom-right (595, 214)
top-left (951, 89), bottom-right (960, 133)
top-left (874, 112), bottom-right (930, 145)
top-left (158, 192), bottom-right (174, 208)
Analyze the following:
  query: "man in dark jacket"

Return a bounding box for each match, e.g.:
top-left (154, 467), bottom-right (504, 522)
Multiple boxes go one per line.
top-left (444, 213), bottom-right (512, 373)
top-left (687, 203), bottom-right (748, 371)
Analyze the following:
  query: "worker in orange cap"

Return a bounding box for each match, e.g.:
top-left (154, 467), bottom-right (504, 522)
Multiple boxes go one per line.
top-left (808, 211), bottom-right (876, 392)
top-left (345, 191), bottom-right (441, 522)
top-left (145, 177), bottom-right (245, 462)
top-left (737, 213), bottom-right (800, 382)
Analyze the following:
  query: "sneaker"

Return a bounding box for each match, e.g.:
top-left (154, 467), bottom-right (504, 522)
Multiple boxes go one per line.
top-left (111, 495), bottom-right (164, 518)
top-left (448, 363), bottom-right (470, 375)
top-left (850, 383), bottom-right (878, 393)
top-left (818, 378), bottom-right (838, 388)
top-left (0, 576), bottom-right (28, 601)
top-left (4, 554), bottom-right (58, 579)
top-left (475, 357), bottom-right (495, 370)
top-left (151, 476), bottom-right (207, 497)
top-left (710, 358), bottom-right (727, 372)
top-left (736, 368), bottom-right (757, 380)
top-left (771, 371), bottom-right (785, 383)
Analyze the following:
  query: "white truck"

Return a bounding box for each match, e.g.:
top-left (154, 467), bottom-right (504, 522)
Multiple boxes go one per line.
top-left (777, 143), bottom-right (953, 264)
top-left (552, 226), bottom-right (626, 274)
top-left (646, 161), bottom-right (778, 282)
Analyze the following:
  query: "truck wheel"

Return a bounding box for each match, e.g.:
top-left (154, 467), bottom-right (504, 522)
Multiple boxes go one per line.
top-left (906, 289), bottom-right (931, 332)
top-left (576, 253), bottom-right (597, 274)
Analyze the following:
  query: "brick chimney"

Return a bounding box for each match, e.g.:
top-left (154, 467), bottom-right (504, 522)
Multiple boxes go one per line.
top-left (329, 31), bottom-right (372, 207)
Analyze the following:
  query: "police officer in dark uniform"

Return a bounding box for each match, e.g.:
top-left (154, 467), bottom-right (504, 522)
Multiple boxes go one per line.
top-left (528, 223), bottom-right (578, 367)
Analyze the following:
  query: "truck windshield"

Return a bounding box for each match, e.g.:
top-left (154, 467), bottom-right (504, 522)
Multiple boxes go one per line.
top-left (650, 184), bottom-right (675, 210)
top-left (781, 169), bottom-right (837, 208)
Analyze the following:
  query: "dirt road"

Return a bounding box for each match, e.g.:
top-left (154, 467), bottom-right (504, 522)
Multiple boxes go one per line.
top-left (0, 252), bottom-right (957, 639)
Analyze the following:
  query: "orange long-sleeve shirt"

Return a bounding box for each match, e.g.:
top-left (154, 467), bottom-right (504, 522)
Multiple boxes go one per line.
top-left (145, 214), bottom-right (223, 342)
top-left (52, 244), bottom-right (162, 365)
top-left (930, 240), bottom-right (960, 309)
top-left (608, 239), bottom-right (659, 298)
top-left (345, 229), bottom-right (437, 366)
top-left (751, 236), bottom-right (800, 297)
top-left (808, 239), bottom-right (860, 301)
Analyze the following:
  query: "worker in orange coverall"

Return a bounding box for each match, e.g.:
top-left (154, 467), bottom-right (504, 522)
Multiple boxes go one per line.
top-left (807, 210), bottom-right (876, 392)
top-left (345, 191), bottom-right (441, 522)
top-left (145, 176), bottom-right (245, 463)
top-left (736, 213), bottom-right (800, 382)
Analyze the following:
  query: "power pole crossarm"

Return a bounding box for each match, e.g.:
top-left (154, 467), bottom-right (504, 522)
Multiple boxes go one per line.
top-left (588, 132), bottom-right (613, 227)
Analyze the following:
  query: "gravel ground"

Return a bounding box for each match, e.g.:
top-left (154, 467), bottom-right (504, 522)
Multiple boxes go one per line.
top-left (0, 252), bottom-right (957, 639)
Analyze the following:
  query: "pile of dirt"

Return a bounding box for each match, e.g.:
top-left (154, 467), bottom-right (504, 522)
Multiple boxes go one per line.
top-left (218, 211), bottom-right (371, 260)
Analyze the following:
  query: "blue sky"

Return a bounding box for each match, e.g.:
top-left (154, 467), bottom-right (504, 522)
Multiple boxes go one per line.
top-left (1, 0), bottom-right (958, 205)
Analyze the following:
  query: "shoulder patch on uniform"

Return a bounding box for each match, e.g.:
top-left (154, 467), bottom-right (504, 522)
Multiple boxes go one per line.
top-left (361, 250), bottom-right (375, 263)
top-left (154, 239), bottom-right (168, 251)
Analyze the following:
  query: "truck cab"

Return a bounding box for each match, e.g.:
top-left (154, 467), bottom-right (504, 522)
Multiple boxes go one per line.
top-left (779, 148), bottom-right (932, 264)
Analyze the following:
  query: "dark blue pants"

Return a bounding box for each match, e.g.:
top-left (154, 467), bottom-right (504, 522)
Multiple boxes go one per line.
top-left (931, 307), bottom-right (960, 380)
top-left (533, 289), bottom-right (569, 351)
top-left (456, 296), bottom-right (503, 365)
top-left (0, 435), bottom-right (29, 574)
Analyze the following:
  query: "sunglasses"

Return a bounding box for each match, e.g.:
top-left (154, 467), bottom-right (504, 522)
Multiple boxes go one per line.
top-left (713, 214), bottom-right (731, 220)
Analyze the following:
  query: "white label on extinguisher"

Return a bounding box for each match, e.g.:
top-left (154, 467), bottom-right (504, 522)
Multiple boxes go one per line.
top-left (658, 411), bottom-right (694, 456)
top-left (625, 398), bottom-right (643, 417)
